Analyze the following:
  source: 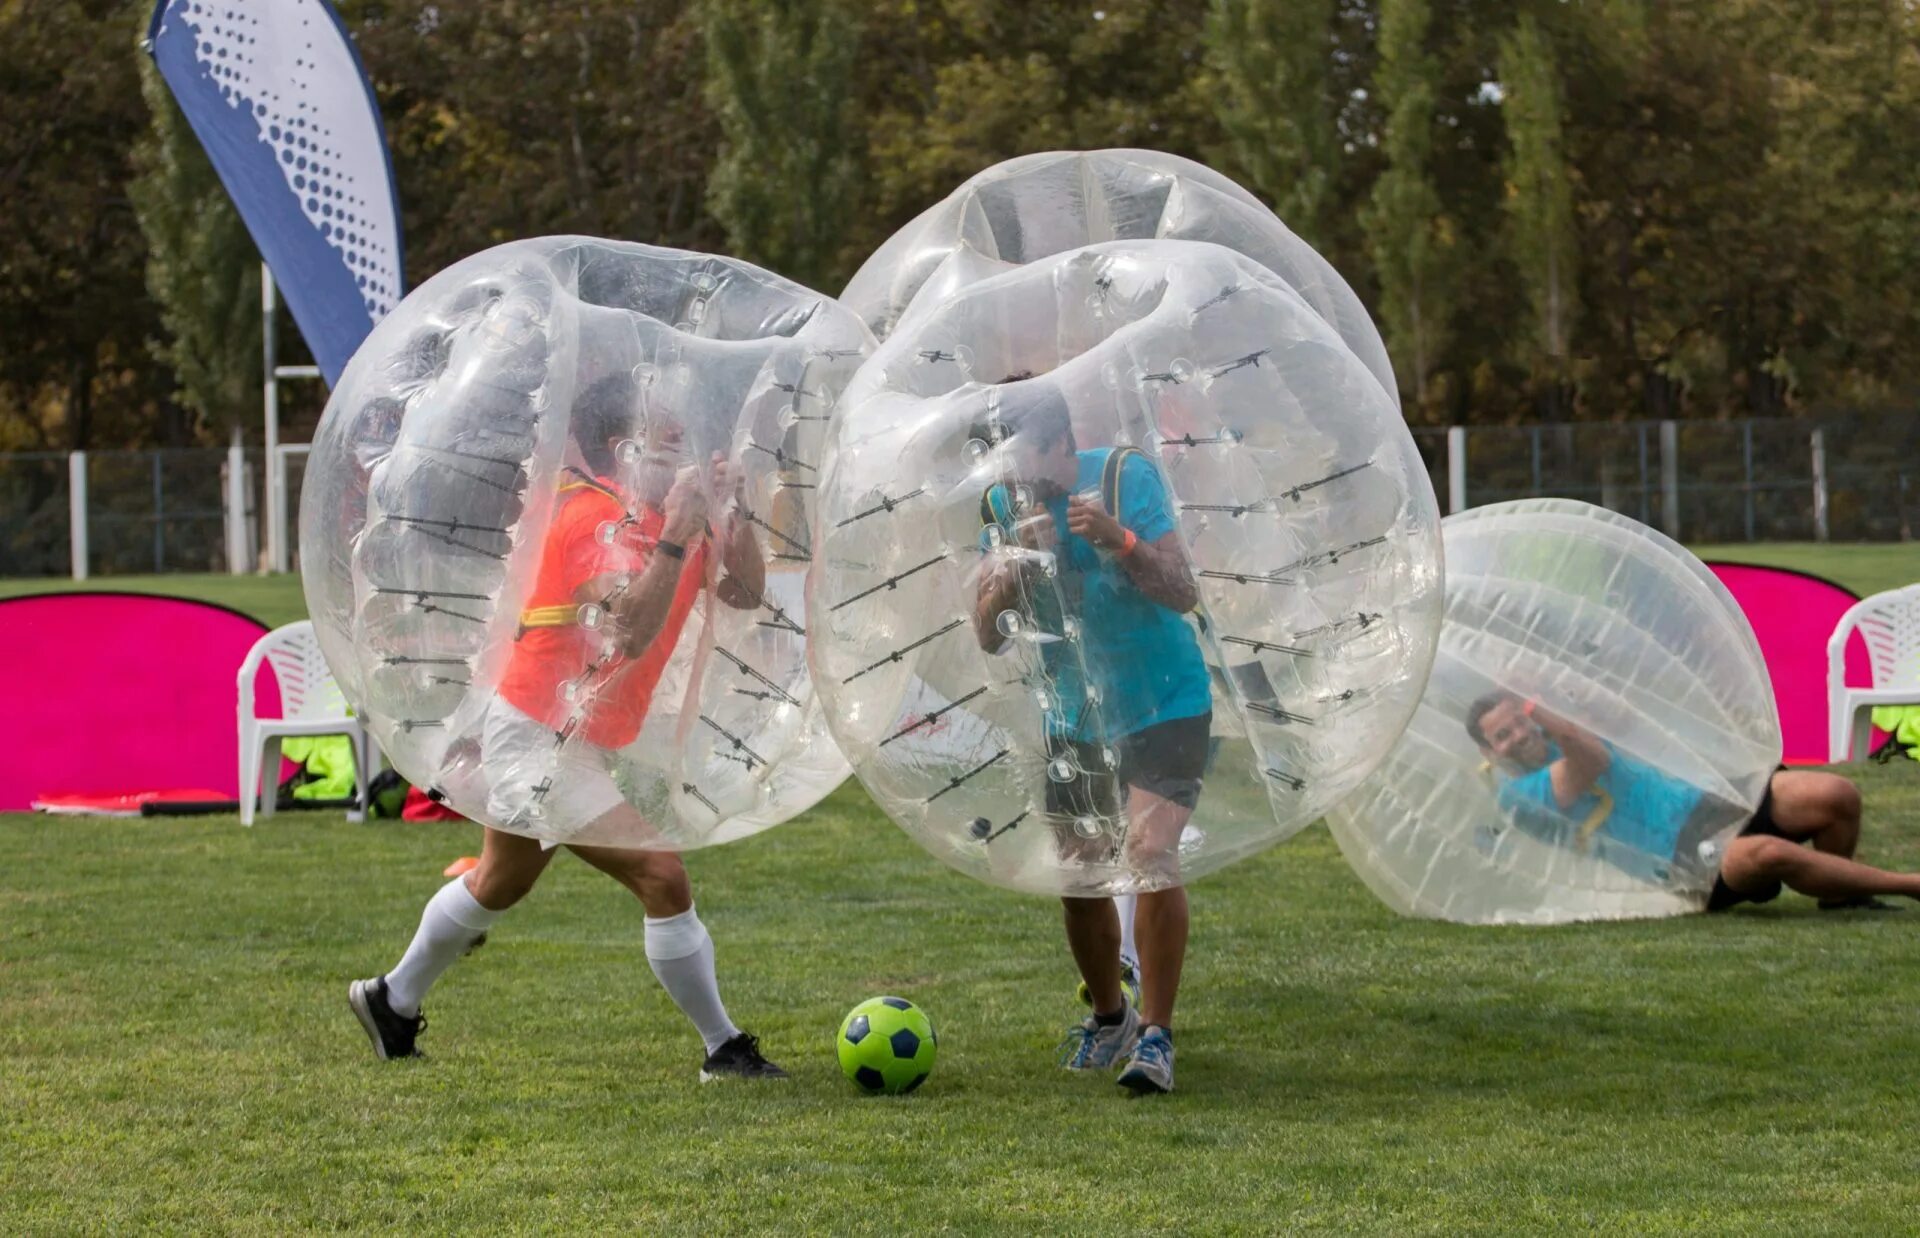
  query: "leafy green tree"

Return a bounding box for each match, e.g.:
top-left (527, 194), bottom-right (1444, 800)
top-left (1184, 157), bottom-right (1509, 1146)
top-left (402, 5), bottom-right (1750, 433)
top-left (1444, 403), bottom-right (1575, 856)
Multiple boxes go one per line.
top-left (700, 0), bottom-right (861, 290)
top-left (1498, 11), bottom-right (1578, 414)
top-left (127, 55), bottom-right (261, 445)
top-left (1201, 0), bottom-right (1340, 248)
top-left (1362, 0), bottom-right (1460, 414)
top-left (0, 0), bottom-right (164, 449)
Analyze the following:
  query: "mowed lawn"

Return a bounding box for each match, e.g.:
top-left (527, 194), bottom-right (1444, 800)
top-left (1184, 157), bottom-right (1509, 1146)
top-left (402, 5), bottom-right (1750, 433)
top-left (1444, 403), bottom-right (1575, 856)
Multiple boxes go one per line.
top-left (2, 544), bottom-right (1918, 1231)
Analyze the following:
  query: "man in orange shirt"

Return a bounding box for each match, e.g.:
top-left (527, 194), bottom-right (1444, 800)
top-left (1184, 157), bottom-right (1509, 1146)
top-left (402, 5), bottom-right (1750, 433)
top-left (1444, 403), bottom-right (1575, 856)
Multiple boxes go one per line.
top-left (350, 375), bottom-right (785, 1081)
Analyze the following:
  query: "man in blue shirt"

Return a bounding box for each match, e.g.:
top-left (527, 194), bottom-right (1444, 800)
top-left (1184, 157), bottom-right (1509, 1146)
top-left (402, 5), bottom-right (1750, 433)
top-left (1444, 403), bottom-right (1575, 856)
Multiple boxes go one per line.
top-left (972, 377), bottom-right (1212, 1094)
top-left (1468, 691), bottom-right (1920, 911)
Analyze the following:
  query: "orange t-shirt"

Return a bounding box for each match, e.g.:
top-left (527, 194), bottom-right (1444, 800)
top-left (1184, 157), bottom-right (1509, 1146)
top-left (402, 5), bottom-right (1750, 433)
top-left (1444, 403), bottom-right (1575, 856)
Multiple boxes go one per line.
top-left (496, 475), bottom-right (709, 749)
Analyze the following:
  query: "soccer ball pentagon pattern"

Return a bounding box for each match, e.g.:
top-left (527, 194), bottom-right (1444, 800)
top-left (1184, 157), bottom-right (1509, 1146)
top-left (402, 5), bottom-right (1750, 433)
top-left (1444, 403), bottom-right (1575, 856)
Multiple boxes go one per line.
top-left (836, 996), bottom-right (938, 1094)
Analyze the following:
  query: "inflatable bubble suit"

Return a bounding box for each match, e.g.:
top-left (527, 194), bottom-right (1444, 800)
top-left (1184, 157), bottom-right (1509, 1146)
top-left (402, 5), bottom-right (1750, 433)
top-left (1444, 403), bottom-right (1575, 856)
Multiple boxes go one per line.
top-left (1326, 499), bottom-right (1783, 924)
top-left (840, 148), bottom-right (1396, 406)
top-left (810, 238), bottom-right (1443, 896)
top-left (301, 238), bottom-right (871, 849)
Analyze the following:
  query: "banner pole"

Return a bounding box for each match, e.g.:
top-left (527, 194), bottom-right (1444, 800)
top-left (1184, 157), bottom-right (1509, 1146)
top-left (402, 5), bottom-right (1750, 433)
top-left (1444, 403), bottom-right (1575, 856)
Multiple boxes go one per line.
top-left (263, 263), bottom-right (282, 574)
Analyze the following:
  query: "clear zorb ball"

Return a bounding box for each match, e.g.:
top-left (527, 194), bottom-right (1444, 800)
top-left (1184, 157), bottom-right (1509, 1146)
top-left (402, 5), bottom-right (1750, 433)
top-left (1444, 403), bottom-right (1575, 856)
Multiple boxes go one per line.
top-left (300, 237), bottom-right (871, 849)
top-left (1326, 499), bottom-right (1783, 924)
top-left (809, 240), bottom-right (1442, 896)
top-left (840, 147), bottom-right (1396, 405)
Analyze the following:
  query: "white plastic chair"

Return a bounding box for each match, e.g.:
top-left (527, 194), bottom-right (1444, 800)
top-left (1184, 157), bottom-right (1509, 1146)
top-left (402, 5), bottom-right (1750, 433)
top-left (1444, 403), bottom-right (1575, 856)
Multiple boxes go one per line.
top-left (237, 620), bottom-right (373, 825)
top-left (1828, 582), bottom-right (1920, 762)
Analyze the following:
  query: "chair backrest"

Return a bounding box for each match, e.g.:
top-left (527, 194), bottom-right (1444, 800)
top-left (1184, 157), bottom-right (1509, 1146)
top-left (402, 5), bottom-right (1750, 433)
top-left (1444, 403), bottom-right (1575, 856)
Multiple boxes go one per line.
top-left (1830, 583), bottom-right (1920, 690)
top-left (237, 620), bottom-right (350, 721)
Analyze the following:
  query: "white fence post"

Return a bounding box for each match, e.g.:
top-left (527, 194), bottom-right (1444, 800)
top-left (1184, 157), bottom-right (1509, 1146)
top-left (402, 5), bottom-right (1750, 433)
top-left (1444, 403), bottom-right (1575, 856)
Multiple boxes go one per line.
top-left (68, 450), bottom-right (88, 580)
top-left (1811, 427), bottom-right (1830, 542)
top-left (1659, 419), bottom-right (1680, 538)
top-left (1447, 425), bottom-right (1467, 514)
top-left (225, 442), bottom-right (248, 575)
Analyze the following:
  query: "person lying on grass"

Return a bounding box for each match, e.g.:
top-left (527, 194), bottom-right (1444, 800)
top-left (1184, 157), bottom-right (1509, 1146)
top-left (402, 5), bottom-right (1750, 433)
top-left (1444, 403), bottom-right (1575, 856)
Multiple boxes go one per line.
top-left (1468, 691), bottom-right (1920, 913)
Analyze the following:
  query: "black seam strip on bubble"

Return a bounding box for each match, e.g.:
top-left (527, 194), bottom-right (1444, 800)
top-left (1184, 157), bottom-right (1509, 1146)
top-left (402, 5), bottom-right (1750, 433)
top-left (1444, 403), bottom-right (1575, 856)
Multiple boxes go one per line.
top-left (845, 619), bottom-right (965, 684)
top-left (405, 443), bottom-right (525, 471)
top-left (398, 719), bottom-right (446, 733)
top-left (1181, 501), bottom-right (1276, 517)
top-left (682, 783), bottom-right (721, 814)
top-left (1197, 569), bottom-right (1297, 587)
top-left (926, 748), bottom-right (1008, 802)
top-left (416, 603), bottom-right (486, 624)
top-left (1208, 350), bottom-right (1270, 378)
top-left (736, 505), bottom-right (811, 557)
top-left (1265, 767), bottom-right (1306, 791)
top-left (831, 554), bottom-right (948, 611)
top-left (718, 580), bottom-right (805, 636)
top-left (1192, 284), bottom-right (1241, 314)
top-left (1220, 634), bottom-right (1312, 658)
top-left (713, 646), bottom-right (799, 706)
top-left (882, 685), bottom-right (988, 747)
top-left (1281, 460), bottom-right (1374, 502)
top-left (981, 811), bottom-right (1027, 844)
top-left (372, 586), bottom-right (494, 602)
top-left (412, 455), bottom-right (521, 494)
top-left (836, 487), bottom-right (928, 528)
top-left (390, 514), bottom-right (510, 536)
top-left (1291, 611), bottom-right (1382, 641)
top-left (1248, 701), bottom-right (1315, 726)
top-left (699, 715), bottom-right (767, 769)
top-left (1272, 535), bottom-right (1389, 576)
top-left (746, 440), bottom-right (818, 473)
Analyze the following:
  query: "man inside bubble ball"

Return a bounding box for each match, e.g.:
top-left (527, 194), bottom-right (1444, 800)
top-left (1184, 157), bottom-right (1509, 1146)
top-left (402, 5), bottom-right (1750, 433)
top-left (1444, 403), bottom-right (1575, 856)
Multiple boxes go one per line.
top-left (348, 374), bottom-right (788, 1080)
top-left (1468, 691), bottom-right (1920, 912)
top-left (970, 376), bottom-right (1212, 1094)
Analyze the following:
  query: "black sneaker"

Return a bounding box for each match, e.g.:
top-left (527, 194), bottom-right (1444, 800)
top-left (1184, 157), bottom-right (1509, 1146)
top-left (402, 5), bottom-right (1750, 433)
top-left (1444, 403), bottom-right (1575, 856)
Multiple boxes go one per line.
top-left (699, 1032), bottom-right (788, 1082)
top-left (348, 976), bottom-right (426, 1060)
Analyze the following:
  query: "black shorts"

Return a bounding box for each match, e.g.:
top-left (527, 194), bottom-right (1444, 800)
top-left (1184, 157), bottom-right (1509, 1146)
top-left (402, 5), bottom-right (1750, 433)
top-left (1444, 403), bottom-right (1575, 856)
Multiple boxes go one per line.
top-left (1705, 769), bottom-right (1791, 913)
top-left (1044, 712), bottom-right (1211, 854)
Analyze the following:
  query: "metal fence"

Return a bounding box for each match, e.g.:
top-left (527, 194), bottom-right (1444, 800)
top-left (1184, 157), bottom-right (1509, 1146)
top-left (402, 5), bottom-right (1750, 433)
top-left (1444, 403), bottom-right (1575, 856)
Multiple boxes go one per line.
top-left (3, 414), bottom-right (1915, 579)
top-left (1417, 414), bottom-right (1917, 542)
top-left (1, 447), bottom-right (258, 579)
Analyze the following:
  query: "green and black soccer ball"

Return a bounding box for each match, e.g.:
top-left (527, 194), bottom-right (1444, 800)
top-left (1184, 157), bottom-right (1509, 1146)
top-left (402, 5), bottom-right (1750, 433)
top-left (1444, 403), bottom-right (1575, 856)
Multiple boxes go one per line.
top-left (836, 996), bottom-right (937, 1095)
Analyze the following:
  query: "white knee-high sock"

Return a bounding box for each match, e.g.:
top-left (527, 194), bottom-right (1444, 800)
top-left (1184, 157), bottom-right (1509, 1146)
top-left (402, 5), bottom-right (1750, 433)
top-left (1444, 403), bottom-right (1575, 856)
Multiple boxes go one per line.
top-left (384, 877), bottom-right (500, 1017)
top-left (644, 906), bottom-right (739, 1054)
top-left (1115, 893), bottom-right (1140, 972)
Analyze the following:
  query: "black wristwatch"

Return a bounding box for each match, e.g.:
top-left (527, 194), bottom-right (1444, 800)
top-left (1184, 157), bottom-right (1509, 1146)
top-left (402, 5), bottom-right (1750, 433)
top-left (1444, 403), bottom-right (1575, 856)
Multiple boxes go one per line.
top-left (657, 540), bottom-right (686, 560)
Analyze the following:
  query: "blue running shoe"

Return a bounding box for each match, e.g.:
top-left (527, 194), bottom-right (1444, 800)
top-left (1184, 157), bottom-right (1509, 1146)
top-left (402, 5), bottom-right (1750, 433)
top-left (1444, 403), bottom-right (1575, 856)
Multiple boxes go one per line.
top-left (1117, 1025), bottom-right (1174, 1094)
top-left (1056, 1001), bottom-right (1140, 1071)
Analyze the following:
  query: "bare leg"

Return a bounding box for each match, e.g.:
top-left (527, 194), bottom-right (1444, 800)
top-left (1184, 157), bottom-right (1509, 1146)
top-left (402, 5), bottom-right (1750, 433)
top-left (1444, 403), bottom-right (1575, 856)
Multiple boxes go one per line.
top-left (569, 812), bottom-right (741, 1055)
top-left (466, 825), bottom-right (557, 911)
top-left (1063, 897), bottom-right (1125, 1015)
top-left (1134, 886), bottom-right (1188, 1029)
top-left (1123, 786), bottom-right (1192, 1030)
top-left (569, 837), bottom-right (693, 918)
top-left (1722, 834), bottom-right (1920, 902)
top-left (1763, 770), bottom-right (1862, 859)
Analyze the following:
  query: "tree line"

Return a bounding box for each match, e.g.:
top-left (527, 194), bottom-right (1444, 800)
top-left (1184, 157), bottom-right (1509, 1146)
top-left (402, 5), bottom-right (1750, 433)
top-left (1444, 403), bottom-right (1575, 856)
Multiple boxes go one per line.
top-left (3, 0), bottom-right (1915, 452)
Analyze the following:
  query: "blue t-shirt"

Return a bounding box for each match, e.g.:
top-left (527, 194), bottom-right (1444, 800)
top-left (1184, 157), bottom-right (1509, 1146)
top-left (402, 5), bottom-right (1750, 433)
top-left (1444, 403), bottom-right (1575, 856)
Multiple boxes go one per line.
top-left (982, 449), bottom-right (1211, 742)
top-left (1496, 742), bottom-right (1705, 881)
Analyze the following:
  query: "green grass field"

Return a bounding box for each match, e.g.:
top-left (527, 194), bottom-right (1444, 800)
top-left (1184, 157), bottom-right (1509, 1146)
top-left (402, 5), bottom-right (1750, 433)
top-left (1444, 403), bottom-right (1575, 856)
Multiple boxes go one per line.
top-left (4, 547), bottom-right (1919, 1231)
